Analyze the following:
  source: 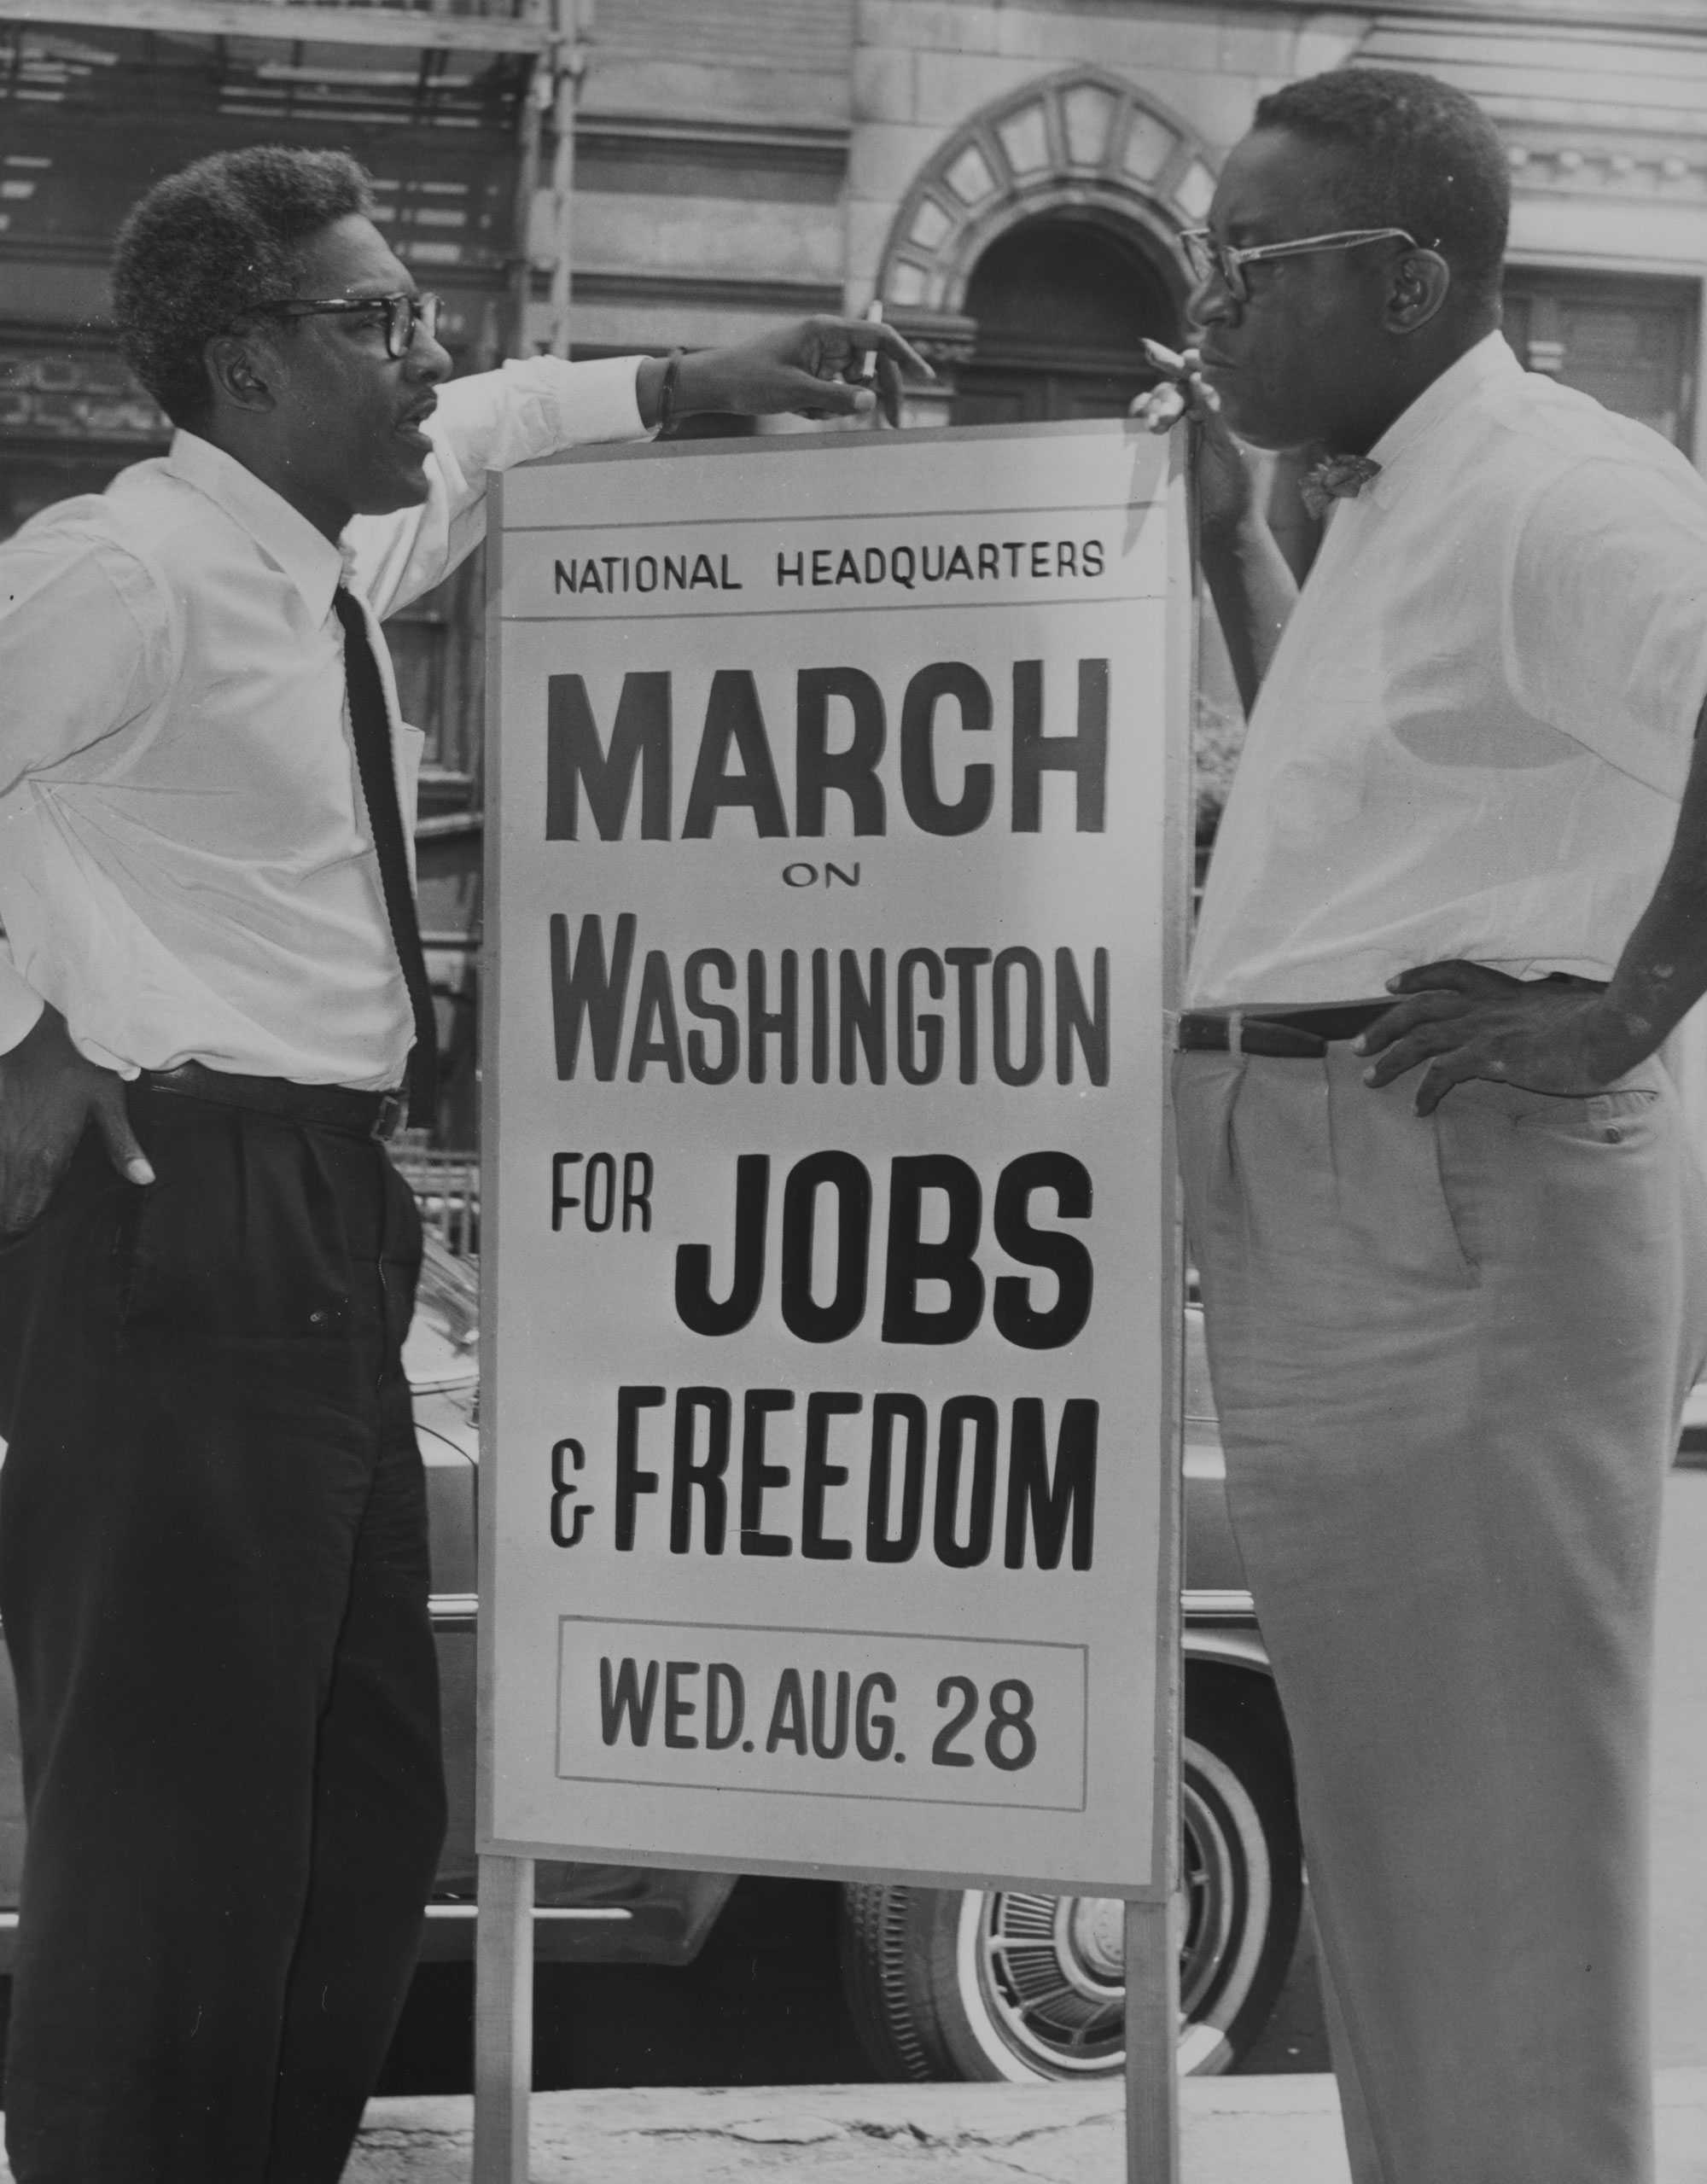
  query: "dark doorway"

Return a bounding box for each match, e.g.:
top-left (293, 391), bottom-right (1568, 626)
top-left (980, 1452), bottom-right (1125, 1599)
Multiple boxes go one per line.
top-left (953, 213), bottom-right (1183, 426)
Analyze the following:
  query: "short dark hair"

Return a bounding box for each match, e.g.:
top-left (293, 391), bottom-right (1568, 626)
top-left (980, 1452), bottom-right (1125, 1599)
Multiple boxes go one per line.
top-left (112, 146), bottom-right (376, 427)
top-left (1251, 68), bottom-right (1511, 307)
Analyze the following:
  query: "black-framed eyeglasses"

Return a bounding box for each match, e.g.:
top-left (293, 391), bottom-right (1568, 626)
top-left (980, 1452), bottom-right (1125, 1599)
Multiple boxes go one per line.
top-left (1180, 227), bottom-right (1419, 304)
top-left (247, 290), bottom-right (442, 359)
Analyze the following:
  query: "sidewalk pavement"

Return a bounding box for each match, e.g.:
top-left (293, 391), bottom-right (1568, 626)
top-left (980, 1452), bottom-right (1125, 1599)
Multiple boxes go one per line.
top-left (345, 2070), bottom-right (1707, 2183)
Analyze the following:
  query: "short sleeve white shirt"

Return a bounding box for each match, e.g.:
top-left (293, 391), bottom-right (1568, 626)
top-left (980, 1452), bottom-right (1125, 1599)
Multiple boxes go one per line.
top-left (1187, 333), bottom-right (1707, 1008)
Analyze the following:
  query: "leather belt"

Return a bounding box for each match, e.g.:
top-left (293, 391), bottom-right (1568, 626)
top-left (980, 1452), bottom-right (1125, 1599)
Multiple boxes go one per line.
top-left (1177, 1003), bottom-right (1389, 1059)
top-left (137, 1062), bottom-right (406, 1140)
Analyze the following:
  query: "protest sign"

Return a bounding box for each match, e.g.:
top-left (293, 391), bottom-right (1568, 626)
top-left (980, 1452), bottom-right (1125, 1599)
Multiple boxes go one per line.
top-left (478, 421), bottom-right (1188, 1898)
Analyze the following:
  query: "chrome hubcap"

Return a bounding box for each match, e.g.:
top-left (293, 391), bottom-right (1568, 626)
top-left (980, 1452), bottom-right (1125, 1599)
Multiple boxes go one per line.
top-left (962, 1741), bottom-right (1270, 2077)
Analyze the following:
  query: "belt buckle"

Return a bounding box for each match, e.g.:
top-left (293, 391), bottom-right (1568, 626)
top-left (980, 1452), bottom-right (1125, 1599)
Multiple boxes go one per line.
top-left (374, 1091), bottom-right (405, 1142)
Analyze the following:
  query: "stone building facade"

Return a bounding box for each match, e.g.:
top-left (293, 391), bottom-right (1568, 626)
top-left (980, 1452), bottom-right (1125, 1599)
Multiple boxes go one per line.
top-left (574, 1), bottom-right (1707, 466)
top-left (6, 0), bottom-right (1706, 754)
top-left (3, 0), bottom-right (1705, 1133)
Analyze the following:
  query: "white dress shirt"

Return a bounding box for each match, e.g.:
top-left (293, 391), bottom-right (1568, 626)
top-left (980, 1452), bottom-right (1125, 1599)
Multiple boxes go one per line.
top-left (0, 353), bottom-right (646, 1083)
top-left (1188, 332), bottom-right (1707, 1008)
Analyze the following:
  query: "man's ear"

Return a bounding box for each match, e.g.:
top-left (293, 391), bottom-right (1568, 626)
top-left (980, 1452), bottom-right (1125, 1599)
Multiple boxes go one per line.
top-left (1384, 249), bottom-right (1451, 335)
top-left (204, 330), bottom-right (277, 415)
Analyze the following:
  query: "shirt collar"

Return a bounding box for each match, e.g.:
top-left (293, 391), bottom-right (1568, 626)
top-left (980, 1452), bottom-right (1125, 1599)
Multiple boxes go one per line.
top-left (163, 430), bottom-right (347, 620)
top-left (1362, 331), bottom-right (1520, 510)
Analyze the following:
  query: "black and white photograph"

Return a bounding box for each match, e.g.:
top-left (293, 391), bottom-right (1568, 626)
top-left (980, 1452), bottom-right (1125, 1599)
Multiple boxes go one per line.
top-left (3, 2), bottom-right (1707, 2181)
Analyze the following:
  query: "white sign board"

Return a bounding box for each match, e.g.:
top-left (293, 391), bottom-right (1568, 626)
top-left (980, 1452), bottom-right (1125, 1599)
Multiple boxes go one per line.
top-left (480, 421), bottom-right (1186, 1896)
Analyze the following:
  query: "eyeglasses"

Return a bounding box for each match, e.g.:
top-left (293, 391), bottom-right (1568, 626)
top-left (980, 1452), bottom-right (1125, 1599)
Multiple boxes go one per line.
top-left (1180, 227), bottom-right (1418, 304)
top-left (247, 290), bottom-right (443, 359)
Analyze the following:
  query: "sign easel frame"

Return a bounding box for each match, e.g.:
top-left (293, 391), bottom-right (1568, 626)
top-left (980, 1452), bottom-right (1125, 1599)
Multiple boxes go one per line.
top-left (471, 422), bottom-right (1195, 2181)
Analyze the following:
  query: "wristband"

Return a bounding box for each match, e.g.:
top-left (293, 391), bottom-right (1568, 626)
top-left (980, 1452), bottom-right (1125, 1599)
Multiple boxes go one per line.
top-left (657, 349), bottom-right (685, 435)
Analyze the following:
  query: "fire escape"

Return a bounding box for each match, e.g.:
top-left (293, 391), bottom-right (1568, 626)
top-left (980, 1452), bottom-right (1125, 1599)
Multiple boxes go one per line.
top-left (0, 0), bottom-right (596, 1143)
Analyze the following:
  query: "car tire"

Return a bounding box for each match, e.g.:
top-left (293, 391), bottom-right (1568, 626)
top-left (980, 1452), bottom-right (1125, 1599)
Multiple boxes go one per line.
top-left (837, 1669), bottom-right (1301, 2081)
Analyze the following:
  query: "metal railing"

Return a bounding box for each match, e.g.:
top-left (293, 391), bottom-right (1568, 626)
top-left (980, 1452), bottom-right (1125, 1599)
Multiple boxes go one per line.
top-left (393, 1139), bottom-right (481, 1259)
top-left (213, 0), bottom-right (545, 20)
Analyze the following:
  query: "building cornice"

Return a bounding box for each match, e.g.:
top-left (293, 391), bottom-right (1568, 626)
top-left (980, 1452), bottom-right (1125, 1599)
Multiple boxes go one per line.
top-left (578, 113), bottom-right (849, 179)
top-left (0, 0), bottom-right (551, 54)
top-left (1502, 137), bottom-right (1707, 203)
top-left (1180, 0), bottom-right (1704, 28)
top-left (574, 270), bottom-right (844, 317)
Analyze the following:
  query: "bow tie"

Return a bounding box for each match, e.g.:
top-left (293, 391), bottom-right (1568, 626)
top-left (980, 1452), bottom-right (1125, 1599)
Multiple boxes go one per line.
top-left (1300, 452), bottom-right (1381, 521)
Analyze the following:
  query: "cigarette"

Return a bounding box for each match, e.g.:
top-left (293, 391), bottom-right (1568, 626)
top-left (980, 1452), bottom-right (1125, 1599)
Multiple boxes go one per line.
top-left (1140, 337), bottom-right (1187, 376)
top-left (861, 300), bottom-right (883, 381)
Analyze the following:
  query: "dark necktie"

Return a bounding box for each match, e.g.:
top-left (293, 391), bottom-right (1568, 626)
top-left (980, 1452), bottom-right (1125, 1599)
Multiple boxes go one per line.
top-left (333, 585), bottom-right (438, 1129)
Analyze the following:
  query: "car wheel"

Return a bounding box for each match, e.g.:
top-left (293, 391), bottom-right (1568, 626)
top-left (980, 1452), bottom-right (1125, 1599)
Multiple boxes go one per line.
top-left (838, 1671), bottom-right (1301, 2081)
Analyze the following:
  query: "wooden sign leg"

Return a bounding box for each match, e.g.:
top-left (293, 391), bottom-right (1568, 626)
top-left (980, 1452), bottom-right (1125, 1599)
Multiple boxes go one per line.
top-left (474, 1852), bottom-right (535, 2184)
top-left (1123, 1897), bottom-right (1180, 2183)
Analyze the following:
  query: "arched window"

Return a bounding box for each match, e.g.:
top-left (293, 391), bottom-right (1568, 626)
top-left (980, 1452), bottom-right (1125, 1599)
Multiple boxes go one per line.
top-left (874, 68), bottom-right (1216, 423)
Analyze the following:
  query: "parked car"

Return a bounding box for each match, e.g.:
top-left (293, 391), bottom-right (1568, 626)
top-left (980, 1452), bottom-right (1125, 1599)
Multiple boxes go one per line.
top-left (406, 1238), bottom-right (1302, 2082)
top-left (0, 1232), bottom-right (1302, 2083)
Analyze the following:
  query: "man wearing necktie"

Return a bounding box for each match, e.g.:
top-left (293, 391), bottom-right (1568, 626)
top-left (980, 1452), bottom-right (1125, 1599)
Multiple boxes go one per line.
top-left (1145, 67), bottom-right (1707, 2184)
top-left (0, 145), bottom-right (924, 2184)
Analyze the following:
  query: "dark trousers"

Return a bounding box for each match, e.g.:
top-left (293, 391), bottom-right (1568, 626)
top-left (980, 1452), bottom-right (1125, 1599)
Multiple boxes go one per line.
top-left (0, 1088), bottom-right (447, 2183)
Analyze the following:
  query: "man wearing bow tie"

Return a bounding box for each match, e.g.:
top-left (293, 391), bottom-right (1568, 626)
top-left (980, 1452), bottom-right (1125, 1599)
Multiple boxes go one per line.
top-left (0, 146), bottom-right (924, 2184)
top-left (1149, 67), bottom-right (1707, 2184)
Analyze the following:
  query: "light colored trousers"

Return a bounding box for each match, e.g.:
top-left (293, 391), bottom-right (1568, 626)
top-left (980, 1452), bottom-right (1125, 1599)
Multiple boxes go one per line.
top-left (1174, 1044), bottom-right (1707, 2184)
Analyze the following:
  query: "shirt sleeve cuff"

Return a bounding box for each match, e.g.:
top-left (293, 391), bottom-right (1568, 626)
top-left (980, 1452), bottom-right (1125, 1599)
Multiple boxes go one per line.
top-left (0, 959), bottom-right (46, 1057)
